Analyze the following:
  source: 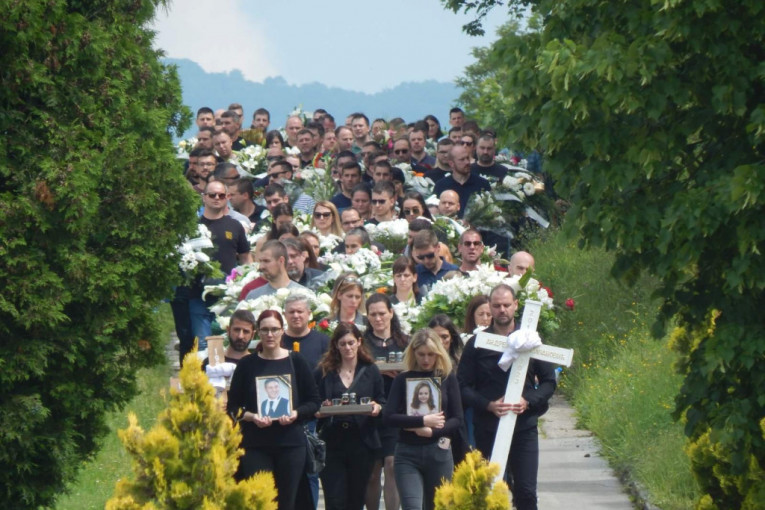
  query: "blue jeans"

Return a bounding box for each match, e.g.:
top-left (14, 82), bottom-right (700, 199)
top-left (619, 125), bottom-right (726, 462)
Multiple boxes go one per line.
top-left (188, 297), bottom-right (213, 352)
top-left (394, 441), bottom-right (454, 510)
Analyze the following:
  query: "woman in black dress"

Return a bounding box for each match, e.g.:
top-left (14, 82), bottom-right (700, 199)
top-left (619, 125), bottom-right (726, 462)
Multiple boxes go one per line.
top-left (315, 323), bottom-right (386, 510)
top-left (363, 293), bottom-right (409, 510)
top-left (227, 310), bottom-right (320, 510)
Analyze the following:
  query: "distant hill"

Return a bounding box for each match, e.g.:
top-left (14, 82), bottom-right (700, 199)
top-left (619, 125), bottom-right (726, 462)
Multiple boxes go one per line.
top-left (166, 58), bottom-right (461, 138)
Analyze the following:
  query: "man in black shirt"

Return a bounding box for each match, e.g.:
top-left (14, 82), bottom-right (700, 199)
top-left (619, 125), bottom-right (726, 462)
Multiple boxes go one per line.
top-left (186, 181), bottom-right (252, 363)
top-left (471, 133), bottom-right (508, 182)
top-left (433, 145), bottom-right (491, 218)
top-left (424, 139), bottom-right (454, 183)
top-left (458, 284), bottom-right (556, 510)
top-left (229, 179), bottom-right (266, 224)
top-left (281, 294), bottom-right (329, 371)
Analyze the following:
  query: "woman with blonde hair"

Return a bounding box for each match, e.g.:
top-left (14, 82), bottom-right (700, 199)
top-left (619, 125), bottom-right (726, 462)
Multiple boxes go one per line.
top-left (383, 328), bottom-right (463, 510)
top-left (311, 200), bottom-right (343, 237)
top-left (329, 272), bottom-right (365, 327)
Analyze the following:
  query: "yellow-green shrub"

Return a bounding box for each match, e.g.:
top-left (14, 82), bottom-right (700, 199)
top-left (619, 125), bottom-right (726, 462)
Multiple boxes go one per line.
top-left (106, 353), bottom-right (277, 510)
top-left (434, 450), bottom-right (511, 510)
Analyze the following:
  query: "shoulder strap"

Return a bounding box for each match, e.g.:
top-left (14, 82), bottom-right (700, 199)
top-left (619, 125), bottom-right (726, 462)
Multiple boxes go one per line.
top-left (348, 364), bottom-right (369, 393)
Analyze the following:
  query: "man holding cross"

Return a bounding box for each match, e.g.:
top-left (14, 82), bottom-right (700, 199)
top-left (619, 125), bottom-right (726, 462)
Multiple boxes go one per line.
top-left (458, 283), bottom-right (557, 510)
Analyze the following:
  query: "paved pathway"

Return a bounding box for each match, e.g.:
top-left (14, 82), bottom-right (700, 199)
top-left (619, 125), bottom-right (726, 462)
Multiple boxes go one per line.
top-left (538, 393), bottom-right (634, 509)
top-left (168, 338), bottom-right (635, 508)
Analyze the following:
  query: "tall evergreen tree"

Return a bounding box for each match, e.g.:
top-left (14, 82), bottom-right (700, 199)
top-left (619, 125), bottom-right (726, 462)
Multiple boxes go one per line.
top-left (0, 1), bottom-right (198, 507)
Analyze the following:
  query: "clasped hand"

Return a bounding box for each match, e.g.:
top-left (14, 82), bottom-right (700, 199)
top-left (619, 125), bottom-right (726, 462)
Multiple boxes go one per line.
top-left (487, 397), bottom-right (528, 418)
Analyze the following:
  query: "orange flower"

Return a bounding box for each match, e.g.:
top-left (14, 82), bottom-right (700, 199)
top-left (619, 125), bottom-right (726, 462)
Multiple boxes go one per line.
top-left (308, 321), bottom-right (316, 329)
top-left (413, 172), bottom-right (424, 177)
top-left (376, 287), bottom-right (387, 294)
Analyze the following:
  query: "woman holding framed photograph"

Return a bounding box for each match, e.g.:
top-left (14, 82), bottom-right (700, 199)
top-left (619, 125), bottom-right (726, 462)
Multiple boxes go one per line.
top-left (315, 323), bottom-right (386, 510)
top-left (227, 310), bottom-right (321, 510)
top-left (383, 328), bottom-right (463, 510)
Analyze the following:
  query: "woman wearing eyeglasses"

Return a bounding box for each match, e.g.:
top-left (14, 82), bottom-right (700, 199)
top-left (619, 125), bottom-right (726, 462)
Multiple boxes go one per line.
top-left (227, 310), bottom-right (321, 510)
top-left (311, 201), bottom-right (344, 237)
top-left (315, 323), bottom-right (386, 510)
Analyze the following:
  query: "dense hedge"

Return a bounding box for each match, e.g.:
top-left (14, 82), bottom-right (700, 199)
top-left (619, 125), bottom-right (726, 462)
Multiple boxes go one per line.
top-left (0, 1), bottom-right (198, 507)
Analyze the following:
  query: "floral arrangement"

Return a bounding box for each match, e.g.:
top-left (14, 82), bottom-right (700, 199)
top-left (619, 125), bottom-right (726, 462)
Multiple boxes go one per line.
top-left (318, 248), bottom-right (389, 291)
top-left (234, 286), bottom-right (332, 330)
top-left (365, 218), bottom-right (410, 254)
top-left (433, 216), bottom-right (466, 258)
top-left (394, 162), bottom-right (435, 197)
top-left (176, 224), bottom-right (223, 284)
top-left (203, 264), bottom-right (262, 319)
top-left (288, 105), bottom-right (312, 126)
top-left (409, 264), bottom-right (559, 337)
top-left (497, 169), bottom-right (551, 217)
top-left (234, 144), bottom-right (268, 178)
top-left (462, 191), bottom-right (514, 236)
top-left (175, 136), bottom-right (198, 158)
top-left (295, 166), bottom-right (337, 203)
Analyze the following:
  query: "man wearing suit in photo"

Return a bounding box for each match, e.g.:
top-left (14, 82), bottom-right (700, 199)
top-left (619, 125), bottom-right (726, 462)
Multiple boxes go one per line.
top-left (261, 378), bottom-right (290, 418)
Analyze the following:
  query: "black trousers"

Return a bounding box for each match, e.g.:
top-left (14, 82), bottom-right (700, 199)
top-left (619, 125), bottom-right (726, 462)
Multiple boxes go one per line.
top-left (170, 285), bottom-right (194, 366)
top-left (236, 444), bottom-right (307, 510)
top-left (320, 423), bottom-right (375, 510)
top-left (476, 425), bottom-right (539, 510)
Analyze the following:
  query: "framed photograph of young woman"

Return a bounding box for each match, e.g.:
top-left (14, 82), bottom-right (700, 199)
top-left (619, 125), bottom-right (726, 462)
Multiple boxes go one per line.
top-left (406, 377), bottom-right (441, 417)
top-left (256, 375), bottom-right (292, 418)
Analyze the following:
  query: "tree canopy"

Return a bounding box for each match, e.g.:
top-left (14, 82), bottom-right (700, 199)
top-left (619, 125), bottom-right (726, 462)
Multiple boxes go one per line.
top-left (444, 0), bottom-right (765, 507)
top-left (0, 0), bottom-right (198, 507)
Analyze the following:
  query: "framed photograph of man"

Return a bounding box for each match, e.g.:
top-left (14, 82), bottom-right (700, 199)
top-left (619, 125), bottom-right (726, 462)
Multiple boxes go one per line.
top-left (256, 375), bottom-right (292, 418)
top-left (406, 377), bottom-right (441, 417)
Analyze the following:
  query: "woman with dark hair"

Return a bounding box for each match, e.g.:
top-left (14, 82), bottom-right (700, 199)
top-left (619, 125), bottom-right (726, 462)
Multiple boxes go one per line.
top-left (390, 256), bottom-right (421, 306)
top-left (227, 310), bottom-right (321, 510)
top-left (463, 295), bottom-right (491, 335)
top-left (424, 115), bottom-right (443, 141)
top-left (266, 130), bottom-right (285, 150)
top-left (428, 314), bottom-right (464, 366)
top-left (254, 202), bottom-right (294, 255)
top-left (398, 191), bottom-right (434, 223)
top-left (315, 323), bottom-right (386, 510)
top-left (383, 328), bottom-right (463, 510)
top-left (363, 293), bottom-right (409, 510)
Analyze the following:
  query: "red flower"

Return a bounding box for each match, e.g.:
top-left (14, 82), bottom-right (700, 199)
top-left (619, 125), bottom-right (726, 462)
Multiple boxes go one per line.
top-left (319, 319), bottom-right (330, 329)
top-left (565, 298), bottom-right (575, 311)
top-left (540, 285), bottom-right (554, 298)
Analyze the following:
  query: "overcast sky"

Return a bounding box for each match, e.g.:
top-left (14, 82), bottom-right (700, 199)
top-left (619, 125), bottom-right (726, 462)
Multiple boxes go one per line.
top-left (150, 0), bottom-right (511, 93)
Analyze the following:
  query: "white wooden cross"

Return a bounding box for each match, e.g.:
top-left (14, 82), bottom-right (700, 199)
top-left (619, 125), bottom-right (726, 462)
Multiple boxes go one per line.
top-left (474, 299), bottom-right (574, 482)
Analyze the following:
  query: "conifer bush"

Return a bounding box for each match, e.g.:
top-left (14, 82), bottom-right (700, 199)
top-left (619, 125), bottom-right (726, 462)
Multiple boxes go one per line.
top-left (106, 352), bottom-right (277, 510)
top-left (434, 450), bottom-right (511, 510)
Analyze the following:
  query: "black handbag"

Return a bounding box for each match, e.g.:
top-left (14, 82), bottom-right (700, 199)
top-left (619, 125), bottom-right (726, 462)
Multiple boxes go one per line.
top-left (304, 426), bottom-right (326, 475)
top-left (288, 353), bottom-right (326, 474)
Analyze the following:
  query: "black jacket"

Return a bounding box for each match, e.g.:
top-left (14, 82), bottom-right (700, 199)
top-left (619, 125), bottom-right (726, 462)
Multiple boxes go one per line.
top-left (315, 361), bottom-right (386, 450)
top-left (458, 325), bottom-right (556, 434)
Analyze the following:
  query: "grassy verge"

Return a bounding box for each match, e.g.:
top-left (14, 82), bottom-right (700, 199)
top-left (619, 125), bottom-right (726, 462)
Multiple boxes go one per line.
top-left (55, 303), bottom-right (175, 510)
top-left (529, 227), bottom-right (700, 508)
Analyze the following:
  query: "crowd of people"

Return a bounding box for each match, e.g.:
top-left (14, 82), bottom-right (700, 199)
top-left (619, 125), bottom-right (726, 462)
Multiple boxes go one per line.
top-left (173, 104), bottom-right (557, 510)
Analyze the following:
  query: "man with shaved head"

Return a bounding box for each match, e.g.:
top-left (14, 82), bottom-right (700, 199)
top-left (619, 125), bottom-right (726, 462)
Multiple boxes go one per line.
top-left (438, 190), bottom-right (460, 218)
top-left (509, 251), bottom-right (536, 276)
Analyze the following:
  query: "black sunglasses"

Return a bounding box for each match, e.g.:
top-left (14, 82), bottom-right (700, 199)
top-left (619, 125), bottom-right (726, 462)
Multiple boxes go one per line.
top-left (206, 192), bottom-right (227, 199)
top-left (415, 252), bottom-right (436, 261)
top-left (313, 211), bottom-right (332, 219)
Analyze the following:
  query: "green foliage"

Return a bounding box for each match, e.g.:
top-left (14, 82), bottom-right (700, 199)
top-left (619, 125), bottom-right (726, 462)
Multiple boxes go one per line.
top-left (434, 450), bottom-right (511, 509)
top-left (0, 1), bottom-right (199, 507)
top-left (106, 353), bottom-right (277, 510)
top-left (446, 0), bottom-right (765, 505)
